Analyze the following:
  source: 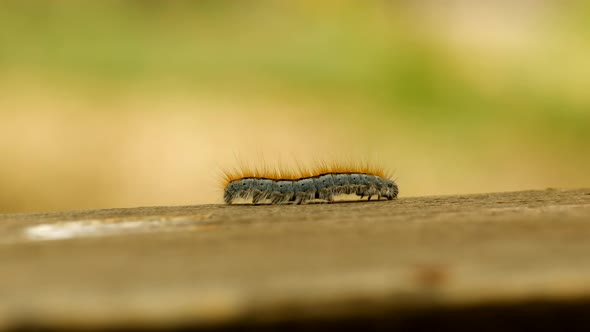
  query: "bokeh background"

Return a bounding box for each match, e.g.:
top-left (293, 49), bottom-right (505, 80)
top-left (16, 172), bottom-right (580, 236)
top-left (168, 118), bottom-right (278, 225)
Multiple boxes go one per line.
top-left (1, 1), bottom-right (589, 213)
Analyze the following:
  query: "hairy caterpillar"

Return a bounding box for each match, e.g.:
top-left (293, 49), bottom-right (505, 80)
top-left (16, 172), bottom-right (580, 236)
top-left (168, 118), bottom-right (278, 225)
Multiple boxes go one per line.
top-left (221, 162), bottom-right (398, 205)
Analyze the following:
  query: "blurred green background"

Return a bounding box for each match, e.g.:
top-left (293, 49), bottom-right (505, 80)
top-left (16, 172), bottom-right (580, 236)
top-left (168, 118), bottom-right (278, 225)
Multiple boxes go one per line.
top-left (1, 1), bottom-right (589, 213)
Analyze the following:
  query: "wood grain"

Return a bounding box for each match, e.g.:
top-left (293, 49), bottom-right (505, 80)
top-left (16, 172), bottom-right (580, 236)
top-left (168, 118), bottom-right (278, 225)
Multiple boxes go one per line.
top-left (1, 189), bottom-right (590, 331)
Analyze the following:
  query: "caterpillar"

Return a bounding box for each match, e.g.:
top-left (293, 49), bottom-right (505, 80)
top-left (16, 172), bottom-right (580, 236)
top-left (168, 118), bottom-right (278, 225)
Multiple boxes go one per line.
top-left (221, 162), bottom-right (398, 205)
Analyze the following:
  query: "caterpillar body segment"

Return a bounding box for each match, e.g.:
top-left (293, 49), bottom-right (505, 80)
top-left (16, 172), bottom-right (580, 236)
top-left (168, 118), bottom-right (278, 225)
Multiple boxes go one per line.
top-left (223, 173), bottom-right (398, 205)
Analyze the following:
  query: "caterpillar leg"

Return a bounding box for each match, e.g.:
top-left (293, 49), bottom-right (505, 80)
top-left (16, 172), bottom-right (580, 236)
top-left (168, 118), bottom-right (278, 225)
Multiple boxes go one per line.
top-left (271, 192), bottom-right (293, 204)
top-left (251, 190), bottom-right (261, 204)
top-left (293, 191), bottom-right (314, 205)
top-left (293, 195), bottom-right (303, 205)
top-left (282, 192), bottom-right (294, 204)
top-left (223, 192), bottom-right (234, 204)
top-left (253, 190), bottom-right (272, 204)
top-left (270, 192), bottom-right (283, 204)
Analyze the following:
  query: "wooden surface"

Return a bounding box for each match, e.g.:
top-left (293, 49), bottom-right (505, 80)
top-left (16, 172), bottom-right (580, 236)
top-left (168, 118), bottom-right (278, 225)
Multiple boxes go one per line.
top-left (1, 189), bottom-right (590, 331)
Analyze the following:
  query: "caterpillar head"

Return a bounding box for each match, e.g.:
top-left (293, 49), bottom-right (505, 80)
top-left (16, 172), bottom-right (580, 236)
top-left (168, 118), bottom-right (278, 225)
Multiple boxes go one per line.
top-left (382, 179), bottom-right (398, 199)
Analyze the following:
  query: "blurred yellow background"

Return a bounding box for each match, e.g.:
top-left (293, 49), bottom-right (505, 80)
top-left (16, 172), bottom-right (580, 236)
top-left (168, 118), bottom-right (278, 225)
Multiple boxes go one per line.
top-left (1, 1), bottom-right (589, 213)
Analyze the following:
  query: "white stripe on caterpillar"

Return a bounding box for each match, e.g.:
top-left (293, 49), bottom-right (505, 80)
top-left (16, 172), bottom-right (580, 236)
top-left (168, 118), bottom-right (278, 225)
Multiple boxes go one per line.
top-left (223, 173), bottom-right (398, 205)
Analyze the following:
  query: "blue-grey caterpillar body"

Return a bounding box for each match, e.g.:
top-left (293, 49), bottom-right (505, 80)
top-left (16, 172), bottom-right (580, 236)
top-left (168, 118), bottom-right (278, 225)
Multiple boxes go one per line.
top-left (223, 172), bottom-right (398, 205)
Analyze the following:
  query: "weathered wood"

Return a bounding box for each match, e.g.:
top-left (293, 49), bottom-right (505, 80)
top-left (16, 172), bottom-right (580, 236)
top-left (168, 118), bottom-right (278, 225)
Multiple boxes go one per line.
top-left (1, 189), bottom-right (590, 331)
